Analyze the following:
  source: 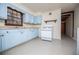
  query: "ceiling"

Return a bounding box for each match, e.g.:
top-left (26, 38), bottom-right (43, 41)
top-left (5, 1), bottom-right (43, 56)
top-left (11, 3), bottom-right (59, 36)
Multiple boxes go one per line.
top-left (22, 3), bottom-right (78, 13)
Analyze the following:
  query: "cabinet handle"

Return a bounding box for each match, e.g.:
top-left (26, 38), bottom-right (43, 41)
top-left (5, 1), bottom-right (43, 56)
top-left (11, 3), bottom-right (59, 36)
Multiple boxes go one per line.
top-left (0, 35), bottom-right (4, 37)
top-left (20, 32), bottom-right (23, 34)
top-left (6, 31), bottom-right (8, 33)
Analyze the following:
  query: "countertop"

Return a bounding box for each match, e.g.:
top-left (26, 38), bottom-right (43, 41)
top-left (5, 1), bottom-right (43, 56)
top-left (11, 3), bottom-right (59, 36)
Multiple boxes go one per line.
top-left (0, 27), bottom-right (39, 30)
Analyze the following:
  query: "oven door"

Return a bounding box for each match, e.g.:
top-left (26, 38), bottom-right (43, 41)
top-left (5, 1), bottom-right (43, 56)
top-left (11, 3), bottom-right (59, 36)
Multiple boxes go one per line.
top-left (41, 30), bottom-right (52, 41)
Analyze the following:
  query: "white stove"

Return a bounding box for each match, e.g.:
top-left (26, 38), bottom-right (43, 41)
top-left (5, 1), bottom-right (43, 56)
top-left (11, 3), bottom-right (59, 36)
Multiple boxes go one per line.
top-left (40, 25), bottom-right (53, 41)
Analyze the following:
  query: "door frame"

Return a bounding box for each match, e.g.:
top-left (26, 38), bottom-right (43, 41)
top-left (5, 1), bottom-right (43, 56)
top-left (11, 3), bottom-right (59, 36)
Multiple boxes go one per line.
top-left (61, 11), bottom-right (74, 37)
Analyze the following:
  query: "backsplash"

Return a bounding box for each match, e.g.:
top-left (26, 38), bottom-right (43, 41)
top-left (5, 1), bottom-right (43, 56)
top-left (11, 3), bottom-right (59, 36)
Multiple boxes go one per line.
top-left (0, 20), bottom-right (40, 29)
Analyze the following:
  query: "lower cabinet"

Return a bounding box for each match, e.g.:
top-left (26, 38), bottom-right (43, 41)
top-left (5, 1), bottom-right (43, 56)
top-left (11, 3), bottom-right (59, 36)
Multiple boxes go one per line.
top-left (2, 30), bottom-right (19, 51)
top-left (0, 29), bottom-right (38, 52)
top-left (0, 38), bottom-right (2, 52)
top-left (31, 29), bottom-right (38, 38)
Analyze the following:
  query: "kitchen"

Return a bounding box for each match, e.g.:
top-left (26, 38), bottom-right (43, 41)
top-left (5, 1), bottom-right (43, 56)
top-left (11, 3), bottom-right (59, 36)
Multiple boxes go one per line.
top-left (0, 3), bottom-right (78, 55)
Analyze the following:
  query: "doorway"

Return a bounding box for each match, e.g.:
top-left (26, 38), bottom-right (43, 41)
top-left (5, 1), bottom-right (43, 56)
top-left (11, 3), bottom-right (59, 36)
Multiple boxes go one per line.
top-left (61, 11), bottom-right (74, 38)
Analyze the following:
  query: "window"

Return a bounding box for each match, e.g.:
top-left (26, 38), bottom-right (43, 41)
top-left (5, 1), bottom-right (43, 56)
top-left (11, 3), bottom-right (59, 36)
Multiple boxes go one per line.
top-left (5, 7), bottom-right (23, 26)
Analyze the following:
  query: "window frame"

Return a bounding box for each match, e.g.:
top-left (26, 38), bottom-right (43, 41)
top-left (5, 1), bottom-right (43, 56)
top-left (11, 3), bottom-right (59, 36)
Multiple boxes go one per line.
top-left (5, 7), bottom-right (23, 26)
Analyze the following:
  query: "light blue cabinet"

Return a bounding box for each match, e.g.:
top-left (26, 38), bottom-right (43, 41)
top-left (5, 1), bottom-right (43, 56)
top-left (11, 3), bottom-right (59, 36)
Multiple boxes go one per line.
top-left (24, 13), bottom-right (34, 24)
top-left (24, 13), bottom-right (30, 23)
top-left (0, 29), bottom-right (38, 52)
top-left (30, 15), bottom-right (34, 23)
top-left (0, 37), bottom-right (2, 52)
top-left (0, 3), bottom-right (42, 24)
top-left (33, 16), bottom-right (42, 24)
top-left (31, 29), bottom-right (38, 38)
top-left (33, 16), bottom-right (36, 24)
top-left (1, 30), bottom-right (27, 51)
top-left (1, 30), bottom-right (18, 51)
top-left (31, 29), bottom-right (36, 38)
top-left (24, 13), bottom-right (42, 24)
top-left (0, 3), bottom-right (7, 19)
top-left (37, 16), bottom-right (42, 24)
top-left (27, 14), bottom-right (34, 23)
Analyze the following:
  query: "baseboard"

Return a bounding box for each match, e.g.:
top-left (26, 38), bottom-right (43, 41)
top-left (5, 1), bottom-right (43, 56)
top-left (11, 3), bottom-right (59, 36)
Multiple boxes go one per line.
top-left (64, 34), bottom-right (76, 40)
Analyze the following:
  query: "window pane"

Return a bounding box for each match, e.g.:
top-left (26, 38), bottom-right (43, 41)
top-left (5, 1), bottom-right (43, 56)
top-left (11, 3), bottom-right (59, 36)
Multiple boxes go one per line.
top-left (6, 7), bottom-right (23, 26)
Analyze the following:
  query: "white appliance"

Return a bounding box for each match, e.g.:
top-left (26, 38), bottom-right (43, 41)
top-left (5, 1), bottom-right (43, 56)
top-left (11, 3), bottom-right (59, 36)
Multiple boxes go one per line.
top-left (41, 25), bottom-right (53, 41)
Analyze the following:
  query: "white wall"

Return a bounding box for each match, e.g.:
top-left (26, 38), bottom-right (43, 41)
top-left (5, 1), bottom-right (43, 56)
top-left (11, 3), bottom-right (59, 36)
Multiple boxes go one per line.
top-left (41, 9), bottom-right (61, 40)
top-left (66, 14), bottom-right (73, 38)
top-left (74, 5), bottom-right (79, 40)
top-left (77, 28), bottom-right (79, 54)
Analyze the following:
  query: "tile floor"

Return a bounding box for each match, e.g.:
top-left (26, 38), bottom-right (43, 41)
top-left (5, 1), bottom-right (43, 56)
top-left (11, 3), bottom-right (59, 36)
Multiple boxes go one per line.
top-left (2, 35), bottom-right (76, 55)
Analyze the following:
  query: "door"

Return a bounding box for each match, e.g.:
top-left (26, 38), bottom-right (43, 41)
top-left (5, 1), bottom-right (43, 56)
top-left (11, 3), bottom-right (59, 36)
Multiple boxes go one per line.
top-left (2, 30), bottom-right (19, 51)
top-left (61, 21), bottom-right (65, 34)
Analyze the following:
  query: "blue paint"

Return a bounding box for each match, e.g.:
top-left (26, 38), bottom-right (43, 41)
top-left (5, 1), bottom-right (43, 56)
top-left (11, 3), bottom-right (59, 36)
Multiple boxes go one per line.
top-left (0, 3), bottom-right (7, 19)
top-left (0, 29), bottom-right (38, 52)
top-left (24, 13), bottom-right (34, 24)
top-left (0, 37), bottom-right (2, 52)
top-left (33, 16), bottom-right (42, 24)
top-left (0, 3), bottom-right (42, 24)
top-left (0, 3), bottom-right (40, 52)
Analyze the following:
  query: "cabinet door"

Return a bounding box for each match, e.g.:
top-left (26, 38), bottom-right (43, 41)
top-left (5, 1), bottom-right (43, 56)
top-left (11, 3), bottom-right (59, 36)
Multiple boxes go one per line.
top-left (0, 37), bottom-right (2, 52)
top-left (31, 29), bottom-right (35, 38)
top-left (37, 16), bottom-right (42, 24)
top-left (39, 16), bottom-right (42, 24)
top-left (2, 36), bottom-right (6, 51)
top-left (2, 30), bottom-right (13, 50)
top-left (31, 29), bottom-right (38, 38)
top-left (30, 15), bottom-right (34, 23)
top-left (2, 30), bottom-right (8, 51)
top-left (2, 30), bottom-right (19, 51)
top-left (0, 3), bottom-right (7, 19)
top-left (24, 13), bottom-right (30, 23)
top-left (33, 16), bottom-right (35, 24)
top-left (24, 13), bottom-right (34, 24)
top-left (34, 16), bottom-right (42, 24)
top-left (29, 14), bottom-right (33, 23)
top-left (33, 16), bottom-right (37, 24)
top-left (18, 29), bottom-right (27, 43)
top-left (19, 29), bottom-right (33, 43)
top-left (35, 29), bottom-right (39, 37)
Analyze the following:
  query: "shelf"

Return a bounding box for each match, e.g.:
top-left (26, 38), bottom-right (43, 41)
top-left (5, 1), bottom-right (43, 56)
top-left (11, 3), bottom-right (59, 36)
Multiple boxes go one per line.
top-left (44, 20), bottom-right (57, 23)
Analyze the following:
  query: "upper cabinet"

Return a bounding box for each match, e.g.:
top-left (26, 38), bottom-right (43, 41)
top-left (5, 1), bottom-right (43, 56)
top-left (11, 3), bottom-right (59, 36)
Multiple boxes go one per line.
top-left (29, 14), bottom-right (34, 23)
top-left (0, 3), bottom-right (7, 19)
top-left (0, 3), bottom-right (42, 25)
top-left (0, 3), bottom-right (24, 26)
top-left (23, 13), bottom-right (33, 24)
top-left (33, 16), bottom-right (42, 24)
